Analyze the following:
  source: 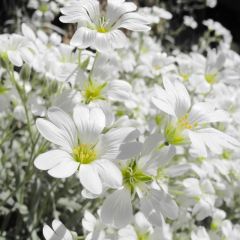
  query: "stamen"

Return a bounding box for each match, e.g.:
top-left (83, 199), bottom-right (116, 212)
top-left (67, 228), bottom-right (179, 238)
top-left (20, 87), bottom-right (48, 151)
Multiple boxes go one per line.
top-left (73, 144), bottom-right (96, 164)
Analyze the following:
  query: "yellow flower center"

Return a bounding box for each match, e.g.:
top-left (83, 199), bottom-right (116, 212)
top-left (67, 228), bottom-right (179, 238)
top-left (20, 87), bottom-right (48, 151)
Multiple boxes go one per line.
top-left (73, 144), bottom-right (96, 164)
top-left (178, 114), bottom-right (193, 129)
top-left (97, 26), bottom-right (108, 33)
top-left (205, 73), bottom-right (217, 84)
top-left (180, 73), bottom-right (190, 81)
top-left (137, 232), bottom-right (150, 240)
top-left (83, 80), bottom-right (107, 103)
top-left (96, 16), bottom-right (109, 33)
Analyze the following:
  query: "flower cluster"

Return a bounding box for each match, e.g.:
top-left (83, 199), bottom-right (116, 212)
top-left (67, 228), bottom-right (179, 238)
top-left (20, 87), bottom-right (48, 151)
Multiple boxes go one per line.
top-left (1, 0), bottom-right (240, 239)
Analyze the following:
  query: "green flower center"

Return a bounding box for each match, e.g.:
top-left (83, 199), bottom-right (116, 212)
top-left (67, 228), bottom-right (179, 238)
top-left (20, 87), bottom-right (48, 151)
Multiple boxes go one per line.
top-left (157, 168), bottom-right (166, 180)
top-left (73, 144), bottom-right (96, 164)
top-left (83, 80), bottom-right (107, 103)
top-left (137, 232), bottom-right (150, 240)
top-left (122, 161), bottom-right (152, 193)
top-left (165, 114), bottom-right (198, 145)
top-left (210, 221), bottom-right (219, 231)
top-left (155, 114), bottom-right (163, 126)
top-left (39, 3), bottom-right (49, 13)
top-left (165, 123), bottom-right (186, 145)
top-left (87, 16), bottom-right (110, 33)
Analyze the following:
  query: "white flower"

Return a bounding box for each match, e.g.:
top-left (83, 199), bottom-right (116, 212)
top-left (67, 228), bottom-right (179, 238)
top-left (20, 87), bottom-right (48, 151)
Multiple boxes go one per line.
top-left (118, 212), bottom-right (153, 240)
top-left (0, 34), bottom-right (35, 67)
top-left (221, 220), bottom-right (240, 240)
top-left (139, 52), bottom-right (175, 78)
top-left (206, 0), bottom-right (217, 8)
top-left (82, 53), bottom-right (132, 102)
top-left (29, 0), bottom-right (56, 22)
top-left (182, 178), bottom-right (216, 220)
top-left (191, 227), bottom-right (210, 240)
top-left (183, 16), bottom-right (198, 29)
top-left (152, 79), bottom-right (240, 156)
top-left (138, 6), bottom-right (172, 24)
top-left (34, 105), bottom-right (138, 194)
top-left (44, 43), bottom-right (78, 81)
top-left (152, 6), bottom-right (172, 20)
top-left (100, 134), bottom-right (178, 228)
top-left (203, 19), bottom-right (232, 45)
top-left (82, 210), bottom-right (106, 240)
top-left (78, 78), bottom-right (132, 104)
top-left (43, 219), bottom-right (76, 240)
top-left (59, 0), bottom-right (150, 52)
top-left (189, 50), bottom-right (228, 93)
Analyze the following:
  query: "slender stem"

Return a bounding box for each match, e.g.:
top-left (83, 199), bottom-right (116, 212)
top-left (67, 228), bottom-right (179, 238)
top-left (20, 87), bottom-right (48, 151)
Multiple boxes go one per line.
top-left (77, 236), bottom-right (85, 240)
top-left (7, 63), bottom-right (34, 145)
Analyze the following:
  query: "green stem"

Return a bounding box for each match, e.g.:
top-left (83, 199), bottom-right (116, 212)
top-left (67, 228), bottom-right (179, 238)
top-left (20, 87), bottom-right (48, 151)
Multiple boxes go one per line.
top-left (77, 236), bottom-right (85, 240)
top-left (7, 63), bottom-right (34, 145)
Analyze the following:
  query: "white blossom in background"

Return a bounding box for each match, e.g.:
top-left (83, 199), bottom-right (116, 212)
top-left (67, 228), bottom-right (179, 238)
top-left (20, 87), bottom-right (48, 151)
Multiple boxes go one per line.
top-left (183, 16), bottom-right (198, 29)
top-left (28, 0), bottom-right (57, 22)
top-left (152, 78), bottom-right (240, 157)
top-left (191, 226), bottom-right (210, 240)
top-left (0, 34), bottom-right (36, 67)
top-left (206, 0), bottom-right (217, 8)
top-left (203, 19), bottom-right (232, 45)
top-left (59, 0), bottom-right (150, 51)
top-left (139, 6), bottom-right (172, 24)
top-left (82, 210), bottom-right (106, 240)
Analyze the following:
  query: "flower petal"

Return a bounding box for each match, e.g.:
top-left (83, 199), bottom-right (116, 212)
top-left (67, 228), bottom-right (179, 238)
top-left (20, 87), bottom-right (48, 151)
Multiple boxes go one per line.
top-left (52, 220), bottom-right (73, 240)
top-left (117, 142), bottom-right (142, 160)
top-left (94, 33), bottom-right (112, 52)
top-left (34, 150), bottom-right (72, 171)
top-left (70, 27), bottom-right (96, 49)
top-left (101, 188), bottom-right (133, 228)
top-left (73, 105), bottom-right (105, 144)
top-left (107, 1), bottom-right (137, 26)
top-left (94, 159), bottom-right (122, 188)
top-left (114, 12), bottom-right (150, 32)
top-left (8, 51), bottom-right (23, 67)
top-left (79, 164), bottom-right (102, 194)
top-left (48, 160), bottom-right (78, 178)
top-left (107, 79), bottom-right (132, 101)
top-left (141, 133), bottom-right (163, 156)
top-left (43, 225), bottom-right (59, 240)
top-left (96, 127), bottom-right (139, 160)
top-left (36, 118), bottom-right (72, 152)
top-left (47, 107), bottom-right (77, 147)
